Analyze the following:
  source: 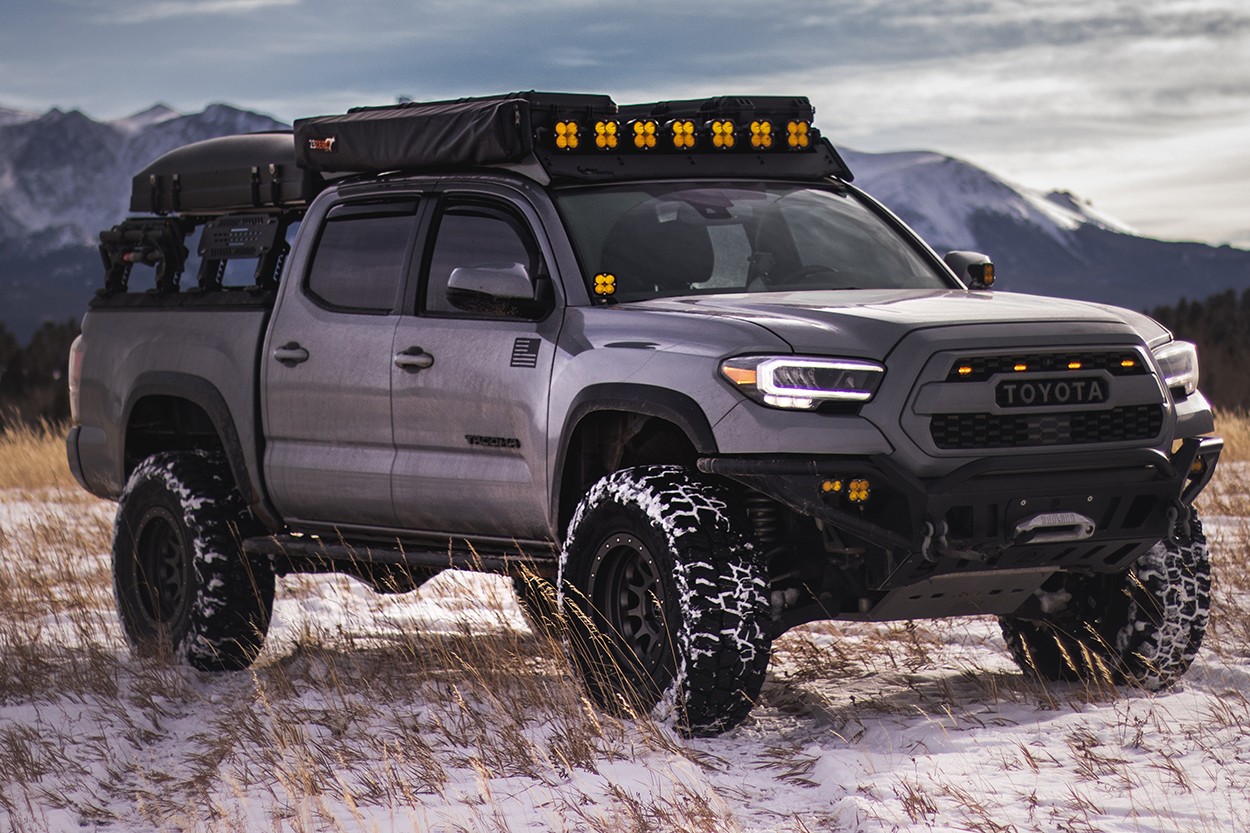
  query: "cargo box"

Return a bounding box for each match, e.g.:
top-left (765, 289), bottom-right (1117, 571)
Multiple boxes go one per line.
top-left (130, 132), bottom-right (324, 214)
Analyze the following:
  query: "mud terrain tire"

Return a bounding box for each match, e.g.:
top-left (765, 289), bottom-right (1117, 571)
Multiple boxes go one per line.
top-left (561, 466), bottom-right (771, 736)
top-left (1000, 515), bottom-right (1209, 690)
top-left (113, 450), bottom-right (275, 671)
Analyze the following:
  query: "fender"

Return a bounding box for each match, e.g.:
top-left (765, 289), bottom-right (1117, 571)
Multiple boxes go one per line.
top-left (550, 382), bottom-right (719, 535)
top-left (121, 371), bottom-right (281, 529)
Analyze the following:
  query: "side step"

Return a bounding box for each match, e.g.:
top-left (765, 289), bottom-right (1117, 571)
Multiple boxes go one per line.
top-left (243, 534), bottom-right (559, 578)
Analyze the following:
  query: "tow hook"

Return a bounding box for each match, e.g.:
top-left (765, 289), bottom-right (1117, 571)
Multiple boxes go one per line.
top-left (1166, 499), bottom-right (1191, 544)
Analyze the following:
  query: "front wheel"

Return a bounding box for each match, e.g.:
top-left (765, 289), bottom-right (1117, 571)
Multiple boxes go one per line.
top-left (561, 466), bottom-right (772, 736)
top-left (1000, 514), bottom-right (1210, 690)
top-left (113, 450), bottom-right (275, 671)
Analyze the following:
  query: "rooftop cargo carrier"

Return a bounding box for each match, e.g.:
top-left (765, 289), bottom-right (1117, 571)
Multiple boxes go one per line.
top-left (129, 132), bottom-right (324, 215)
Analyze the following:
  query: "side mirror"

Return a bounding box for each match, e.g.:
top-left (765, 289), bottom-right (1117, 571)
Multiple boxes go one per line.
top-left (944, 251), bottom-right (996, 290)
top-left (447, 262), bottom-right (535, 300)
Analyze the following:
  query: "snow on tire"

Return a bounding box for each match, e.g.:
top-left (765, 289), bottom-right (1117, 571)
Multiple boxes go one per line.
top-left (560, 465), bottom-right (771, 737)
top-left (112, 450), bottom-right (275, 671)
top-left (1000, 515), bottom-right (1210, 690)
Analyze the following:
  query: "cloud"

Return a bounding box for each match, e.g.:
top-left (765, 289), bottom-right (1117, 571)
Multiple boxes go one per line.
top-left (2, 0), bottom-right (1248, 244)
top-left (84, 0), bottom-right (300, 24)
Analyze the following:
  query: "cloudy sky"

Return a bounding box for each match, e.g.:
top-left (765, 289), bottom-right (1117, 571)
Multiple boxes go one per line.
top-left (2, 0), bottom-right (1248, 247)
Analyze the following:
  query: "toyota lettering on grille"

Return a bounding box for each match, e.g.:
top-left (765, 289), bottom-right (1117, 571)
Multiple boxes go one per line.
top-left (996, 377), bottom-right (1107, 407)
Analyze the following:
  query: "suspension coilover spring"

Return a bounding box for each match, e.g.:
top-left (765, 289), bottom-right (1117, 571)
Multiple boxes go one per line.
top-left (743, 492), bottom-right (784, 553)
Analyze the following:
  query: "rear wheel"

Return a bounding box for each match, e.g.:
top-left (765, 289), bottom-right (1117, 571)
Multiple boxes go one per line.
top-left (113, 451), bottom-right (275, 671)
top-left (561, 466), bottom-right (772, 736)
top-left (1000, 514), bottom-right (1210, 689)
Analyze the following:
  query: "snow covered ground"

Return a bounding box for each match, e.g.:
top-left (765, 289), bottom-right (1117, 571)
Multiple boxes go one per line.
top-left (1, 472), bottom-right (1247, 832)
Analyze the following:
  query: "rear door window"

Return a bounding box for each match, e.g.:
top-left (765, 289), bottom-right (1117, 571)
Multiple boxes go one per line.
top-left (305, 200), bottom-right (419, 313)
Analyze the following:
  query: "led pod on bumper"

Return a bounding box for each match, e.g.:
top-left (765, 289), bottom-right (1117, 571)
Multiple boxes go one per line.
top-left (720, 356), bottom-right (885, 410)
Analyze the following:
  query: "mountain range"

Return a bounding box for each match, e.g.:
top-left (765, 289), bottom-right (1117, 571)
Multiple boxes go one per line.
top-left (0, 103), bottom-right (1247, 342)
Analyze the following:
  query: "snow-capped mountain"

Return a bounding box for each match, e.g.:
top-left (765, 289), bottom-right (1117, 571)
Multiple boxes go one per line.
top-left (0, 103), bottom-right (286, 340)
top-left (0, 105), bottom-right (1246, 341)
top-left (841, 148), bottom-right (1250, 310)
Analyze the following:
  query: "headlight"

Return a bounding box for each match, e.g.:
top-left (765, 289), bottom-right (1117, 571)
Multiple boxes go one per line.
top-left (720, 355), bottom-right (885, 410)
top-left (1152, 340), bottom-right (1199, 397)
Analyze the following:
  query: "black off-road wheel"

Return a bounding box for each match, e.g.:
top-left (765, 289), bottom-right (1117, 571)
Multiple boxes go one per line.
top-left (113, 450), bottom-right (275, 671)
top-left (1000, 514), bottom-right (1210, 690)
top-left (561, 466), bottom-right (772, 737)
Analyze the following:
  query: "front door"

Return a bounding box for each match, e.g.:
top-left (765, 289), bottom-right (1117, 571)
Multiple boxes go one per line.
top-left (391, 194), bottom-right (560, 539)
top-left (263, 197), bottom-right (421, 527)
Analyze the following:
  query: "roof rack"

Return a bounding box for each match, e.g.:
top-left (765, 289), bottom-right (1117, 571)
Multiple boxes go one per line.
top-left (126, 92), bottom-right (853, 218)
top-left (294, 92), bottom-right (853, 183)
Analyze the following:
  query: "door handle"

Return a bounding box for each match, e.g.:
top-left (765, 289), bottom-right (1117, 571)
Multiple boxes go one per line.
top-left (273, 342), bottom-right (309, 365)
top-left (394, 348), bottom-right (434, 370)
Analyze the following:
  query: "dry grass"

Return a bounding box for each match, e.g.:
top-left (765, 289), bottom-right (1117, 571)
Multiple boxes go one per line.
top-left (0, 421), bottom-right (80, 493)
top-left (1, 421), bottom-right (1248, 831)
top-left (1214, 408), bottom-right (1250, 462)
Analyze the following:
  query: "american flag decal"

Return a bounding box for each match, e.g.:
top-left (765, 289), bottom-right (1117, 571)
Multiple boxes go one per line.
top-left (510, 337), bottom-right (541, 368)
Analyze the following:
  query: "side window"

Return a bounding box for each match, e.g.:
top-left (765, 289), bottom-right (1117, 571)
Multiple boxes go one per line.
top-left (423, 201), bottom-right (543, 316)
top-left (305, 200), bottom-right (418, 312)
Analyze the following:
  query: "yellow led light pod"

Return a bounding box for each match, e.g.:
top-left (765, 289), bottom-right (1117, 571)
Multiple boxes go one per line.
top-left (750, 120), bottom-right (773, 149)
top-left (708, 119), bottom-right (736, 149)
top-left (848, 479), bottom-right (871, 503)
top-left (593, 272), bottom-right (616, 296)
top-left (669, 119), bottom-right (696, 149)
top-left (594, 120), bottom-right (619, 150)
top-left (554, 120), bottom-right (580, 150)
top-left (630, 119), bottom-right (658, 149)
top-left (787, 120), bottom-right (810, 149)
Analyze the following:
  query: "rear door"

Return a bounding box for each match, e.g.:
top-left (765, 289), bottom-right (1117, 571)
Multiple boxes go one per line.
top-left (263, 196), bottom-right (423, 527)
top-left (390, 187), bottom-right (562, 539)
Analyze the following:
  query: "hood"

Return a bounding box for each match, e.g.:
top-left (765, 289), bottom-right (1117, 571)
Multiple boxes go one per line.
top-left (628, 289), bottom-right (1159, 358)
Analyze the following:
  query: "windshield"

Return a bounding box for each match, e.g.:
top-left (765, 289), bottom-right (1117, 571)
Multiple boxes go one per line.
top-left (553, 181), bottom-right (951, 302)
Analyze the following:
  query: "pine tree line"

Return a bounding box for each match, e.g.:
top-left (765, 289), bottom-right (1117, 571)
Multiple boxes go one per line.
top-left (1150, 288), bottom-right (1250, 411)
top-left (0, 320), bottom-right (81, 427)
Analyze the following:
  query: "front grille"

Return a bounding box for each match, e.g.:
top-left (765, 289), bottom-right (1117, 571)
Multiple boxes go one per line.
top-left (930, 405), bottom-right (1163, 449)
top-left (945, 350), bottom-right (1147, 382)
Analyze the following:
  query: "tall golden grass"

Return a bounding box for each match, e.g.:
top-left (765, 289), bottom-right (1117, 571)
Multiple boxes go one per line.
top-left (0, 421), bottom-right (80, 491)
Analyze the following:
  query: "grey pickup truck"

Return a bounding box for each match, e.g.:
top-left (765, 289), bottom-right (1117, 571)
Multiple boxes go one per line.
top-left (67, 92), bottom-right (1222, 735)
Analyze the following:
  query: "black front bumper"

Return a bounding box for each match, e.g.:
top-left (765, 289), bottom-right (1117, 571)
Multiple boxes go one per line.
top-left (699, 436), bottom-right (1222, 600)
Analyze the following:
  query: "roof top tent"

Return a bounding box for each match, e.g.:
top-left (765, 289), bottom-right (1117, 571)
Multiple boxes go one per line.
top-left (292, 91), bottom-right (854, 183)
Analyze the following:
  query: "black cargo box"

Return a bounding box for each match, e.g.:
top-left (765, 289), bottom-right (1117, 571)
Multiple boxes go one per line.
top-left (130, 132), bottom-right (324, 214)
top-left (294, 93), bottom-right (614, 173)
